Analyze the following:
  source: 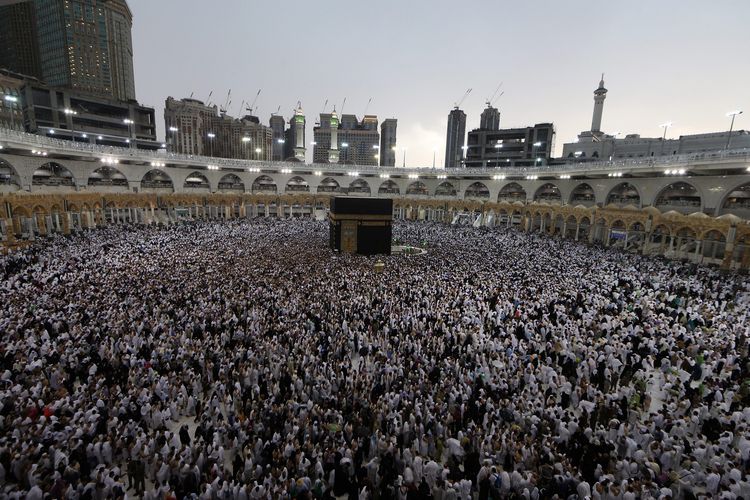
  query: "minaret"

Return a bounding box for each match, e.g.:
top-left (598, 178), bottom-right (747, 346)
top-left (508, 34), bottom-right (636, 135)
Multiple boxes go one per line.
top-left (328, 107), bottom-right (340, 164)
top-left (292, 102), bottom-right (306, 161)
top-left (591, 74), bottom-right (607, 134)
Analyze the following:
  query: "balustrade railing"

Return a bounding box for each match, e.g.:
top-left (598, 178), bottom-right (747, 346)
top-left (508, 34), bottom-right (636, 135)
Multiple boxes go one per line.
top-left (2, 127), bottom-right (750, 178)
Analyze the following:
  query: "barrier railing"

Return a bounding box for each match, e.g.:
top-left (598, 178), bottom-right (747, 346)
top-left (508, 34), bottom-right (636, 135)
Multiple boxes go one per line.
top-left (1, 127), bottom-right (749, 178)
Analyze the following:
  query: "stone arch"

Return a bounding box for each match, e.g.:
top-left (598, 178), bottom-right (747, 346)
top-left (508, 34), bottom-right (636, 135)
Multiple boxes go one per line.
top-left (318, 177), bottom-right (341, 193)
top-left (533, 183), bottom-right (562, 204)
top-left (654, 181), bottom-right (702, 214)
top-left (406, 181), bottom-right (429, 196)
top-left (33, 162), bottom-right (76, 187)
top-left (183, 171), bottom-right (211, 191)
top-left (569, 182), bottom-right (596, 206)
top-left (606, 182), bottom-right (641, 207)
top-left (88, 166), bottom-right (128, 187)
top-left (719, 181), bottom-right (750, 218)
top-left (0, 158), bottom-right (22, 189)
top-left (435, 181), bottom-right (457, 197)
top-left (465, 181), bottom-right (490, 200)
top-left (141, 169), bottom-right (174, 191)
top-left (349, 178), bottom-right (371, 195)
top-left (285, 176), bottom-right (310, 193)
top-left (498, 182), bottom-right (526, 203)
top-left (252, 175), bottom-right (277, 194)
top-left (217, 173), bottom-right (245, 192)
top-left (378, 180), bottom-right (400, 195)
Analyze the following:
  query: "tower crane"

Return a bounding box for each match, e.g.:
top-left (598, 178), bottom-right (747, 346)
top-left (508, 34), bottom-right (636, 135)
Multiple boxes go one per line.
top-left (363, 97), bottom-right (372, 116)
top-left (340, 97), bottom-right (346, 115)
top-left (245, 89), bottom-right (262, 116)
top-left (270, 105), bottom-right (281, 116)
top-left (454, 88), bottom-right (472, 110)
top-left (205, 90), bottom-right (213, 107)
top-left (220, 89), bottom-right (231, 115)
top-left (486, 82), bottom-right (503, 107)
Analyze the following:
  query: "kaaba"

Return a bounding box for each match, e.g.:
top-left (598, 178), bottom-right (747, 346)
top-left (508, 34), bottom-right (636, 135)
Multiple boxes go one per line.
top-left (329, 197), bottom-right (393, 255)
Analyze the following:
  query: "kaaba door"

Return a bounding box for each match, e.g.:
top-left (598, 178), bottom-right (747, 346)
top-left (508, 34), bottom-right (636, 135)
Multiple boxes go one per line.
top-left (341, 221), bottom-right (358, 253)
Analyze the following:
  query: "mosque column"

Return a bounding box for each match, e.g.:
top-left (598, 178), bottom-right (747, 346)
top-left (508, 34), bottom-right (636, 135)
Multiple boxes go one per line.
top-left (240, 203), bottom-right (246, 218)
top-left (36, 215), bottom-right (47, 236)
top-left (694, 240), bottom-right (703, 263)
top-left (575, 223), bottom-right (580, 241)
top-left (2, 220), bottom-right (16, 245)
top-left (740, 245), bottom-right (750, 271)
top-left (264, 205), bottom-right (269, 217)
top-left (62, 213), bottom-right (71, 235)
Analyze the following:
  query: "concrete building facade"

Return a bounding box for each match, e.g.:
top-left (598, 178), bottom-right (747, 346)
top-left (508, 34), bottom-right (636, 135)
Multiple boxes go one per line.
top-left (445, 108), bottom-right (466, 169)
top-left (313, 111), bottom-right (379, 165)
top-left (0, 0), bottom-right (137, 101)
top-left (465, 123), bottom-right (555, 168)
top-left (561, 77), bottom-right (750, 161)
top-left (22, 79), bottom-right (157, 148)
top-left (380, 118), bottom-right (397, 167)
top-left (165, 96), bottom-right (273, 160)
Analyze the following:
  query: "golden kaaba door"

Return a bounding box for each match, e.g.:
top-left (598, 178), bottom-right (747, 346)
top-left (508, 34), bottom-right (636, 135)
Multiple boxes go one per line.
top-left (341, 221), bottom-right (357, 253)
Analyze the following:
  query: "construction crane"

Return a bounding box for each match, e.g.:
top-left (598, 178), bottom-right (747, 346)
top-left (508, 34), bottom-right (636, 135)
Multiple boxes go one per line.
top-left (363, 97), bottom-right (372, 116)
top-left (270, 105), bottom-right (281, 116)
top-left (205, 90), bottom-right (213, 107)
top-left (235, 100), bottom-right (245, 118)
top-left (486, 82), bottom-right (503, 107)
top-left (245, 89), bottom-right (262, 116)
top-left (454, 88), bottom-right (472, 110)
top-left (340, 97), bottom-right (346, 115)
top-left (219, 89), bottom-right (232, 115)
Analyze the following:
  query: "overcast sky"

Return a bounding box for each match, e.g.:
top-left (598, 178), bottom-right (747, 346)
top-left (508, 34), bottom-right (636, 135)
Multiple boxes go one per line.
top-left (130, 0), bottom-right (750, 167)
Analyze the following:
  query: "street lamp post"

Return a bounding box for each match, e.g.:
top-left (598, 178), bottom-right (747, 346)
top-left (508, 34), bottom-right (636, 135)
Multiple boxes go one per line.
top-left (207, 132), bottom-right (216, 157)
top-left (4, 95), bottom-right (20, 130)
top-left (402, 147), bottom-right (407, 168)
top-left (242, 136), bottom-right (251, 159)
top-left (532, 141), bottom-right (543, 167)
top-left (659, 122), bottom-right (672, 155)
top-left (726, 110), bottom-right (743, 149)
top-left (341, 142), bottom-right (349, 164)
top-left (169, 126), bottom-right (178, 151)
top-left (123, 118), bottom-right (133, 144)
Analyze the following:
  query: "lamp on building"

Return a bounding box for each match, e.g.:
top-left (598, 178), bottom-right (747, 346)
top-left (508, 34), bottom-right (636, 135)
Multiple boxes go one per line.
top-left (255, 147), bottom-right (262, 160)
top-left (726, 110), bottom-right (743, 149)
top-left (123, 118), bottom-right (134, 148)
top-left (659, 122), bottom-right (673, 155)
top-left (207, 132), bottom-right (216, 157)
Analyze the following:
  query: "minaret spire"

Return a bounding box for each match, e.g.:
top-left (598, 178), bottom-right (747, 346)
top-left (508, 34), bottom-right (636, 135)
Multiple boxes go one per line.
top-left (591, 74), bottom-right (608, 134)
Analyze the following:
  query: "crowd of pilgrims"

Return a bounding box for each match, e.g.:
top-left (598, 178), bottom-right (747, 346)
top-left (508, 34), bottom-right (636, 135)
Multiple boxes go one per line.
top-left (0, 218), bottom-right (749, 500)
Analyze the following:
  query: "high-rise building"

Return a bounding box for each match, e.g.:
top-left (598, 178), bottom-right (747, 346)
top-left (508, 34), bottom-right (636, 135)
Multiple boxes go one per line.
top-left (165, 96), bottom-right (273, 160)
top-left (269, 114), bottom-right (285, 161)
top-left (0, 1), bottom-right (42, 79)
top-left (104, 0), bottom-right (136, 101)
top-left (465, 123), bottom-right (555, 168)
top-left (313, 111), bottom-right (380, 165)
top-left (0, 70), bottom-right (30, 131)
top-left (165, 97), bottom-right (216, 156)
top-left (288, 103), bottom-right (306, 162)
top-left (445, 108), bottom-right (466, 168)
top-left (380, 118), bottom-right (397, 167)
top-left (22, 78), bottom-right (157, 148)
top-left (480, 105), bottom-right (500, 131)
top-left (0, 0), bottom-right (136, 101)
